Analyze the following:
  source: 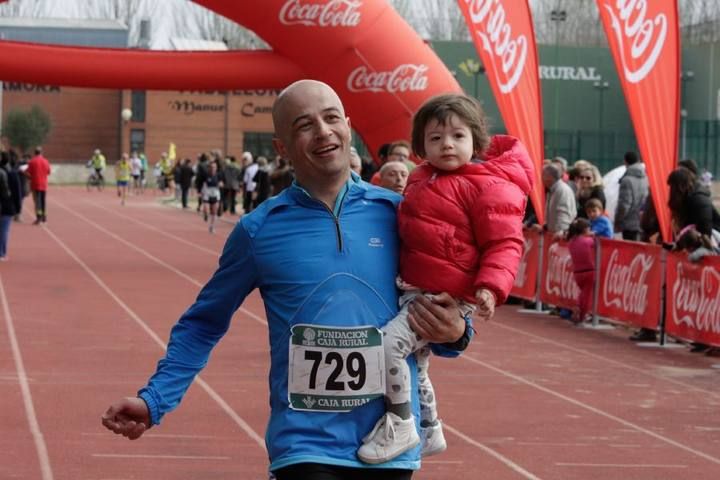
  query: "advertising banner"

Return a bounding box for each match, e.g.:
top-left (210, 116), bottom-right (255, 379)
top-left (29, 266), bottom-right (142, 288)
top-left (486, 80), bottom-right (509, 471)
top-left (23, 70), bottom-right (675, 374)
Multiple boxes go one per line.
top-left (596, 0), bottom-right (680, 241)
top-left (511, 229), bottom-right (540, 301)
top-left (456, 0), bottom-right (545, 225)
top-left (540, 234), bottom-right (579, 309)
top-left (665, 252), bottom-right (720, 347)
top-left (596, 238), bottom-right (663, 329)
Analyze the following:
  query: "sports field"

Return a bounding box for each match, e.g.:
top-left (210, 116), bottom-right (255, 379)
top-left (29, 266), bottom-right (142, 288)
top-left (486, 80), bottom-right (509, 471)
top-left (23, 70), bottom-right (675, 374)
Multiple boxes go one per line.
top-left (1, 187), bottom-right (719, 480)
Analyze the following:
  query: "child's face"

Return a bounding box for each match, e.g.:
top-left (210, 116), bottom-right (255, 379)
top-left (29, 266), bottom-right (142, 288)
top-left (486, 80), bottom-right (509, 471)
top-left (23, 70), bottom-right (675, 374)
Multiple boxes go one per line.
top-left (586, 206), bottom-right (602, 221)
top-left (423, 114), bottom-right (474, 171)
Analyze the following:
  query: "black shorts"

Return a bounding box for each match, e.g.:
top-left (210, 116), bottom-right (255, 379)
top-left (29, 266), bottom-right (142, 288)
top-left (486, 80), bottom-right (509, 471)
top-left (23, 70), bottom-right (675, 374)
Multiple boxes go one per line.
top-left (272, 463), bottom-right (412, 480)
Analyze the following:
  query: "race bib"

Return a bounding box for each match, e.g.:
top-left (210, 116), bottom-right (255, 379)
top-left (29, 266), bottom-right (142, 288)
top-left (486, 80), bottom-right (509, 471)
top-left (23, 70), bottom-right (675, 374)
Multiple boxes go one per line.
top-left (288, 324), bottom-right (385, 412)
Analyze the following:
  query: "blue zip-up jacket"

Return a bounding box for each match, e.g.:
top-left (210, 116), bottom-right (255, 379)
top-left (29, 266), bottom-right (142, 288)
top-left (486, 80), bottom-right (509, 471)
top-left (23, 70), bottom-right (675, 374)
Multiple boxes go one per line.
top-left (138, 175), bottom-right (470, 471)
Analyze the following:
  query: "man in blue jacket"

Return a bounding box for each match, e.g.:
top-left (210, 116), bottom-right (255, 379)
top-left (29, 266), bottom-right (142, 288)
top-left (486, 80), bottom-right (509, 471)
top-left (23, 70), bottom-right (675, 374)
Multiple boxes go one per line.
top-left (101, 80), bottom-right (471, 480)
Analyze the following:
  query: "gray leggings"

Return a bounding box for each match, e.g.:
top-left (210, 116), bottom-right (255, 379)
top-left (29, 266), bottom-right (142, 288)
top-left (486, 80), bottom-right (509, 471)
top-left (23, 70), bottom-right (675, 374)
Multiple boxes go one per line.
top-left (383, 293), bottom-right (437, 426)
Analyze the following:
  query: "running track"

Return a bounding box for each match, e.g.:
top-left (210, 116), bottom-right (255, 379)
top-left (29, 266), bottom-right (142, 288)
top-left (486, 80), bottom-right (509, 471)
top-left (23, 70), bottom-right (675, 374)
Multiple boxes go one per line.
top-left (1, 187), bottom-right (719, 480)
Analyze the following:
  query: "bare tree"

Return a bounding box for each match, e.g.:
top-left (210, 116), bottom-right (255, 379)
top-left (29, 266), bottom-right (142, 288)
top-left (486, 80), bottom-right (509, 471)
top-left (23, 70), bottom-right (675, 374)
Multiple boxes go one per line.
top-left (80, 0), bottom-right (158, 47)
top-left (173, 3), bottom-right (268, 50)
top-left (389, 0), bottom-right (470, 41)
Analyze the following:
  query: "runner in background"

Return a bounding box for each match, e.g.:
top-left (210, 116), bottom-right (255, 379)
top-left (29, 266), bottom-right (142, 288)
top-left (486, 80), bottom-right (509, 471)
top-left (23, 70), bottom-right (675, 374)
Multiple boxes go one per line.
top-left (201, 160), bottom-right (223, 234)
top-left (115, 153), bottom-right (131, 206)
top-left (130, 151), bottom-right (143, 195)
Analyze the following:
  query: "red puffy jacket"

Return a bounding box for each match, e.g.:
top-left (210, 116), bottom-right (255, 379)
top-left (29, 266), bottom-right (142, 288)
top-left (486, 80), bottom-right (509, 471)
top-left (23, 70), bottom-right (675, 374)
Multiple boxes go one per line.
top-left (398, 135), bottom-right (533, 304)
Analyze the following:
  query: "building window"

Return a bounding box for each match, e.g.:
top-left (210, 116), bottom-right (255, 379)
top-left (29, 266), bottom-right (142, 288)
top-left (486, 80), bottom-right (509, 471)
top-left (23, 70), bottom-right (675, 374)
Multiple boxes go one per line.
top-left (131, 90), bottom-right (146, 122)
top-left (243, 132), bottom-right (275, 158)
top-left (130, 129), bottom-right (145, 154)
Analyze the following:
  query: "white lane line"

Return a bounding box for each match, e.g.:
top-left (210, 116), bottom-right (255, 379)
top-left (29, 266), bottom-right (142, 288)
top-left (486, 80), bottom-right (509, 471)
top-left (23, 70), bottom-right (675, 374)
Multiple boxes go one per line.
top-left (0, 275), bottom-right (54, 480)
top-left (92, 454), bottom-right (230, 460)
top-left (489, 320), bottom-right (720, 399)
top-left (555, 463), bottom-right (687, 468)
top-left (83, 199), bottom-right (218, 256)
top-left (442, 424), bottom-right (542, 480)
top-left (40, 225), bottom-right (266, 451)
top-left (461, 354), bottom-right (720, 466)
top-left (53, 200), bottom-right (267, 327)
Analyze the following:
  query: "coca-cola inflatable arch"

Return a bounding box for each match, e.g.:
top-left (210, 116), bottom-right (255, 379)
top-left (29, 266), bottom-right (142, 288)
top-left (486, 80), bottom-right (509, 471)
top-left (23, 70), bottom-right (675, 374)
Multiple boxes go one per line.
top-left (0, 0), bottom-right (461, 160)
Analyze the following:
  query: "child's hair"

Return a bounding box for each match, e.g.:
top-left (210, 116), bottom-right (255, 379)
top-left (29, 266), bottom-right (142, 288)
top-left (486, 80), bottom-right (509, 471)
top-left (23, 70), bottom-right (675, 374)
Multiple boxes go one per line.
top-left (584, 198), bottom-right (603, 212)
top-left (411, 94), bottom-right (489, 159)
top-left (566, 217), bottom-right (591, 240)
top-left (674, 224), bottom-right (713, 252)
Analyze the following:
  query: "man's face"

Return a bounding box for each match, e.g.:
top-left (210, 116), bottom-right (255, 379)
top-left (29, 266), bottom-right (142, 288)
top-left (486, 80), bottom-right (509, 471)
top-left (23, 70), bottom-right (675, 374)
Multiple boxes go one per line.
top-left (388, 145), bottom-right (410, 164)
top-left (380, 162), bottom-right (409, 194)
top-left (541, 171), bottom-right (556, 190)
top-left (272, 81), bottom-right (352, 188)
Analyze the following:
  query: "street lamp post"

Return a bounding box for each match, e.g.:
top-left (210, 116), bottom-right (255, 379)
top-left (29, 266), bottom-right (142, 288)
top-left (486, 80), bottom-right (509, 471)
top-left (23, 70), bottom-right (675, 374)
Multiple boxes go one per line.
top-left (680, 70), bottom-right (694, 160)
top-left (593, 80), bottom-right (609, 164)
top-left (471, 63), bottom-right (485, 100)
top-left (550, 8), bottom-right (567, 137)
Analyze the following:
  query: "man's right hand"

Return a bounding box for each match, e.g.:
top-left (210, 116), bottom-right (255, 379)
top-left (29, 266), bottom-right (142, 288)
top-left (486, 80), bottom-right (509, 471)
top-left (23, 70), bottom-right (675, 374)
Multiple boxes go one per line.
top-left (101, 397), bottom-right (150, 440)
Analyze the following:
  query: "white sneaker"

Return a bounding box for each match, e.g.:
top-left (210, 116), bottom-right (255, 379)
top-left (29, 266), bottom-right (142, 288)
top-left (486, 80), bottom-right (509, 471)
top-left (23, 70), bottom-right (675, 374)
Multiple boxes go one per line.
top-left (421, 422), bottom-right (447, 457)
top-left (357, 412), bottom-right (420, 464)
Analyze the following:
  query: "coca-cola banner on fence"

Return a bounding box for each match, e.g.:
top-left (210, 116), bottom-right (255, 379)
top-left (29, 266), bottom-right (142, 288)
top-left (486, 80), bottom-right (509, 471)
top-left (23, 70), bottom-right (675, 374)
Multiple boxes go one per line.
top-left (456, 0), bottom-right (545, 225)
top-left (596, 0), bottom-right (680, 242)
top-left (596, 238), bottom-right (663, 330)
top-left (665, 252), bottom-right (720, 347)
top-left (510, 229), bottom-right (540, 301)
top-left (540, 234), bottom-right (579, 309)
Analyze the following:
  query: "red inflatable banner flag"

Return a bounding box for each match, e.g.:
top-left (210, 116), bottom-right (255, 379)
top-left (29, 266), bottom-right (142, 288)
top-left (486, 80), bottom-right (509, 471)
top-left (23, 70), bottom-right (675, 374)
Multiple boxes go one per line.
top-left (456, 0), bottom-right (545, 225)
top-left (596, 0), bottom-right (680, 242)
top-left (0, 0), bottom-right (463, 162)
top-left (666, 252), bottom-right (720, 347)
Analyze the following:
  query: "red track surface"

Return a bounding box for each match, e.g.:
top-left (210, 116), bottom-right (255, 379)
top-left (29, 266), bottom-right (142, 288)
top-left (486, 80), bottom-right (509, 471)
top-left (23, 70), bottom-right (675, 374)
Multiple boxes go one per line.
top-left (1, 187), bottom-right (719, 480)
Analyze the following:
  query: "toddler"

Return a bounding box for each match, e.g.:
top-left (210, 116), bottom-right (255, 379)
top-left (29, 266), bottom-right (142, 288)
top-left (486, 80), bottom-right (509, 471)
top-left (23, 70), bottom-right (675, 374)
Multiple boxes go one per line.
top-left (585, 198), bottom-right (613, 238)
top-left (566, 218), bottom-right (596, 324)
top-left (358, 94), bottom-right (532, 464)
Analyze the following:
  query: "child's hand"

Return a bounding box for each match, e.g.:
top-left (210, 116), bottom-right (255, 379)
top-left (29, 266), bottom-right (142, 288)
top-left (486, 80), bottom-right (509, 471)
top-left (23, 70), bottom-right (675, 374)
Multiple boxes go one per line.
top-left (475, 288), bottom-right (496, 321)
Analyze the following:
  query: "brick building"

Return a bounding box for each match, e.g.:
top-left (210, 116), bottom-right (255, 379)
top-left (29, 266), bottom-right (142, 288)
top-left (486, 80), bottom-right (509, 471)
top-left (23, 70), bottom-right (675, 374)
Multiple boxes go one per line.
top-left (0, 18), bottom-right (278, 166)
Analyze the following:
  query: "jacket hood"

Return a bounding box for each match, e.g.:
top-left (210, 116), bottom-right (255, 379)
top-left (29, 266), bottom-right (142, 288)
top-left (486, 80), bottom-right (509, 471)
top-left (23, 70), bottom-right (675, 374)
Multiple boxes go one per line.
top-left (478, 135), bottom-right (534, 195)
top-left (623, 162), bottom-right (646, 179)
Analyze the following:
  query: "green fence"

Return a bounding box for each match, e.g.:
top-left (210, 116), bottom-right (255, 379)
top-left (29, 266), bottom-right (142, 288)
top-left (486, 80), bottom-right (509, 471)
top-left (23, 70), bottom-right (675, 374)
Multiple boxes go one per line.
top-left (544, 120), bottom-right (720, 177)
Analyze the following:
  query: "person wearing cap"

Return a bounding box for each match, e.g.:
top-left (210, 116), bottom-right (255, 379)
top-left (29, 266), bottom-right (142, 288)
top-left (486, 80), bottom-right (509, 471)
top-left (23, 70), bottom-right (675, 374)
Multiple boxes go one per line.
top-left (90, 148), bottom-right (107, 183)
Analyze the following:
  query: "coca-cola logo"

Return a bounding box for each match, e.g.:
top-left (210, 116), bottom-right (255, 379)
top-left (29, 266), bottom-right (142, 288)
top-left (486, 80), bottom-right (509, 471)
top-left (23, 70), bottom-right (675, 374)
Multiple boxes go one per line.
top-left (602, 249), bottom-right (653, 314)
top-left (465, 0), bottom-right (527, 94)
top-left (347, 64), bottom-right (429, 93)
top-left (513, 237), bottom-right (533, 288)
top-left (671, 263), bottom-right (720, 333)
top-left (603, 1), bottom-right (667, 83)
top-left (279, 0), bottom-right (362, 27)
top-left (545, 243), bottom-right (579, 300)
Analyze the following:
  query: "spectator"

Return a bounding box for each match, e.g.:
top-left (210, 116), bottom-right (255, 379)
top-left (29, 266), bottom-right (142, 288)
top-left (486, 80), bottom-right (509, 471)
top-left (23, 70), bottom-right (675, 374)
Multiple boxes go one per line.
top-left (270, 156), bottom-right (294, 196)
top-left (566, 218), bottom-right (595, 324)
top-left (552, 156), bottom-right (569, 182)
top-left (242, 152), bottom-right (258, 213)
top-left (576, 166), bottom-right (606, 218)
top-left (0, 152), bottom-right (20, 261)
top-left (349, 146), bottom-right (362, 175)
top-left (378, 160), bottom-right (409, 195)
top-left (538, 163), bottom-right (576, 237)
top-left (25, 146), bottom-right (51, 224)
top-left (371, 141), bottom-right (413, 184)
top-left (223, 156), bottom-right (242, 215)
top-left (668, 167), bottom-right (714, 237)
top-left (252, 156), bottom-right (272, 208)
top-left (614, 151), bottom-right (648, 241)
top-left (585, 198), bottom-right (613, 238)
top-left (178, 158), bottom-right (195, 209)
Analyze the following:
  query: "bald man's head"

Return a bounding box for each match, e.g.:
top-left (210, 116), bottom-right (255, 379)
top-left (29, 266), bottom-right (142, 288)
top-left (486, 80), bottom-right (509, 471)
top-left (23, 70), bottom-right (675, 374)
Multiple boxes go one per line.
top-left (272, 80), bottom-right (346, 141)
